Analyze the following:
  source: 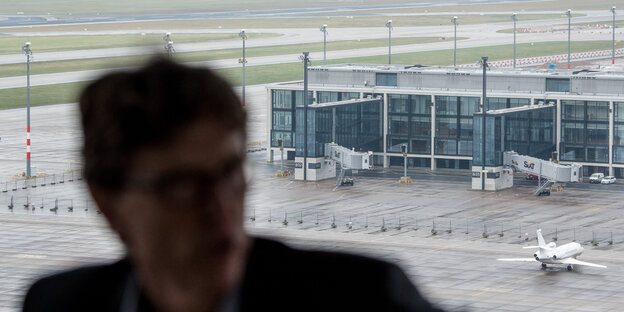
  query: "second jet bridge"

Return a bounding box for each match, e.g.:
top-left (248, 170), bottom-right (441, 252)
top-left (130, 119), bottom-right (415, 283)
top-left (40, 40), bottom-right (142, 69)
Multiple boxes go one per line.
top-left (472, 101), bottom-right (560, 191)
top-left (294, 97), bottom-right (382, 181)
top-left (504, 151), bottom-right (582, 195)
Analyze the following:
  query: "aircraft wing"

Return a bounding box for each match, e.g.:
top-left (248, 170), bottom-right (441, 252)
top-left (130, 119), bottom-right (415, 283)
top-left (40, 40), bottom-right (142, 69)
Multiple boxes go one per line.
top-left (561, 258), bottom-right (607, 268)
top-left (497, 258), bottom-right (537, 262)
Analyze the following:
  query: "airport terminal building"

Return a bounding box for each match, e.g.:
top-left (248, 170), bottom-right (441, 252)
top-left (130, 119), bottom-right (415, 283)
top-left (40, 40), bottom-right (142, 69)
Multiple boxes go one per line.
top-left (266, 64), bottom-right (624, 178)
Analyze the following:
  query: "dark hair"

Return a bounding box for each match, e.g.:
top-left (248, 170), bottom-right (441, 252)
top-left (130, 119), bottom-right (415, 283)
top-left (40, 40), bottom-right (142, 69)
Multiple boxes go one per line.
top-left (79, 58), bottom-right (247, 190)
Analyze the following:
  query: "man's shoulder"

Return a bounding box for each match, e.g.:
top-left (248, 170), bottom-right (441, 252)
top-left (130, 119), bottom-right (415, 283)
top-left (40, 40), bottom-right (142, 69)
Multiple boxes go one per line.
top-left (23, 259), bottom-right (130, 312)
top-left (244, 237), bottom-right (442, 311)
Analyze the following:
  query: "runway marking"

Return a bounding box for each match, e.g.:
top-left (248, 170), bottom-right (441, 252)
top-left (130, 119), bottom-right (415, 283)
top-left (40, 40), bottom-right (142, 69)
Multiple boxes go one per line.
top-left (11, 253), bottom-right (46, 259)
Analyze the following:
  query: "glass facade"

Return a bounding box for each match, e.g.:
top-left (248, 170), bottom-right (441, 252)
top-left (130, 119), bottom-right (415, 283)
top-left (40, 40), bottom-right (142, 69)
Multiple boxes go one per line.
top-left (272, 86), bottom-right (613, 171)
top-left (473, 116), bottom-right (503, 166)
top-left (486, 97), bottom-right (531, 110)
top-left (505, 107), bottom-right (555, 159)
top-left (435, 96), bottom-right (479, 156)
top-left (296, 99), bottom-right (383, 157)
top-left (614, 102), bottom-right (624, 164)
top-left (272, 90), bottom-right (294, 148)
top-left (561, 100), bottom-right (609, 163)
top-left (387, 94), bottom-right (432, 154)
top-left (317, 91), bottom-right (360, 103)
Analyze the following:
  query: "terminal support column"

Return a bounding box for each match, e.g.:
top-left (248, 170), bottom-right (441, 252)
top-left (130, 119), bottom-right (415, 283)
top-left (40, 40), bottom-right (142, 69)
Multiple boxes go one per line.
top-left (609, 101), bottom-right (614, 176)
top-left (430, 94), bottom-right (436, 170)
top-left (266, 87), bottom-right (274, 162)
top-left (383, 93), bottom-right (389, 168)
top-left (556, 99), bottom-right (561, 161)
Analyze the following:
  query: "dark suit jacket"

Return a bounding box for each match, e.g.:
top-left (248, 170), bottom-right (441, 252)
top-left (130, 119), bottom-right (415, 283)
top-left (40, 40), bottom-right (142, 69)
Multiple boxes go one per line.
top-left (23, 237), bottom-right (443, 311)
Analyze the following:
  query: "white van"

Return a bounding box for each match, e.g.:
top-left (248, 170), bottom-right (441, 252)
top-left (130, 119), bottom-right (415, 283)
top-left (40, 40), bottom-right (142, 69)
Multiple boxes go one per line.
top-left (589, 173), bottom-right (604, 183)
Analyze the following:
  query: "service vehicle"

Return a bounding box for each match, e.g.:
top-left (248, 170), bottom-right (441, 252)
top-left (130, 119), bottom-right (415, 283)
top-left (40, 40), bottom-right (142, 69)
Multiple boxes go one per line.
top-left (589, 173), bottom-right (605, 183)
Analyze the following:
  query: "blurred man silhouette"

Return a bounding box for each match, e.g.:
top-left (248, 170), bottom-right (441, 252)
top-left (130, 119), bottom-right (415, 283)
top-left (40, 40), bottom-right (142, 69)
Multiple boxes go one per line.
top-left (23, 58), bottom-right (443, 312)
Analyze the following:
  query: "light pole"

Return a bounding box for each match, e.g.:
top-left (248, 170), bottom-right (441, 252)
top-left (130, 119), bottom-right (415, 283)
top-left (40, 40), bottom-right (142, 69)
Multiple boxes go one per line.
top-left (452, 16), bottom-right (458, 67)
top-left (239, 29), bottom-right (247, 107)
top-left (386, 20), bottom-right (392, 64)
top-left (612, 6), bottom-right (616, 65)
top-left (301, 52), bottom-right (311, 181)
top-left (163, 32), bottom-right (174, 57)
top-left (481, 56), bottom-right (488, 191)
top-left (512, 13), bottom-right (517, 69)
top-left (566, 9), bottom-right (571, 69)
top-left (22, 42), bottom-right (32, 178)
top-left (320, 24), bottom-right (328, 65)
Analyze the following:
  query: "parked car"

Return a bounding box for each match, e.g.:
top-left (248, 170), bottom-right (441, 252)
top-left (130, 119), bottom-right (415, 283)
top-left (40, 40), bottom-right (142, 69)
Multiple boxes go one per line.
top-left (340, 177), bottom-right (354, 186)
top-left (525, 174), bottom-right (538, 180)
top-left (589, 173), bottom-right (605, 183)
top-left (601, 176), bottom-right (616, 184)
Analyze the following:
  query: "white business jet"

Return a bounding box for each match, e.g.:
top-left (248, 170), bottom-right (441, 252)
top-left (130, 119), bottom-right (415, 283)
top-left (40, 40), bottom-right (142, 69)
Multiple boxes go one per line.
top-left (498, 229), bottom-right (607, 271)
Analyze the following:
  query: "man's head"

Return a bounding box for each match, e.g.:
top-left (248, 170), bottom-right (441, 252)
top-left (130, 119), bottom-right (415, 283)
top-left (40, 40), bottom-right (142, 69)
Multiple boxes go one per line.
top-left (80, 58), bottom-right (249, 312)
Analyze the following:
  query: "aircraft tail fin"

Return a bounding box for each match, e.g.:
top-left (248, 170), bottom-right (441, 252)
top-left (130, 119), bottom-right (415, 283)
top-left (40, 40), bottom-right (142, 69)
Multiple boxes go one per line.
top-left (537, 229), bottom-right (546, 247)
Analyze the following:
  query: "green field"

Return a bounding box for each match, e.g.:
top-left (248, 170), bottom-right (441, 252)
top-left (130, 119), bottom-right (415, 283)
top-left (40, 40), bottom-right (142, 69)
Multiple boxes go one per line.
top-left (0, 36), bottom-right (464, 78)
top-left (0, 33), bottom-right (278, 55)
top-left (3, 13), bottom-right (582, 33)
top-left (0, 40), bottom-right (616, 110)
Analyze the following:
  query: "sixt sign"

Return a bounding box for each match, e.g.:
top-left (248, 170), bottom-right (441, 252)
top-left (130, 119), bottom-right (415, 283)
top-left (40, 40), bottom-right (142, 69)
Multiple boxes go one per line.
top-left (524, 161), bottom-right (535, 170)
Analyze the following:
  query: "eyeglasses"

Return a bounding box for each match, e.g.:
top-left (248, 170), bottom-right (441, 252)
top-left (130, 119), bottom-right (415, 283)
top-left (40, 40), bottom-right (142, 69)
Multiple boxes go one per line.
top-left (122, 156), bottom-right (244, 203)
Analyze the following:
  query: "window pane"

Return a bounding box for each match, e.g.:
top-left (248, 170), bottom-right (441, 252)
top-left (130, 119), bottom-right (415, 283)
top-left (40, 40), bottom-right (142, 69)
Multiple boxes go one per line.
top-left (435, 96), bottom-right (458, 115)
top-left (436, 138), bottom-right (457, 155)
top-left (376, 73), bottom-right (397, 86)
top-left (460, 97), bottom-right (479, 116)
top-left (388, 94), bottom-right (409, 113)
top-left (545, 78), bottom-right (570, 92)
top-left (272, 111), bottom-right (292, 131)
top-left (615, 102), bottom-right (624, 122)
top-left (389, 115), bottom-right (409, 136)
top-left (410, 116), bottom-right (431, 137)
top-left (411, 95), bottom-right (431, 114)
top-left (562, 100), bottom-right (584, 121)
top-left (272, 90), bottom-right (292, 109)
top-left (436, 117), bottom-right (457, 138)
top-left (586, 101), bottom-right (609, 122)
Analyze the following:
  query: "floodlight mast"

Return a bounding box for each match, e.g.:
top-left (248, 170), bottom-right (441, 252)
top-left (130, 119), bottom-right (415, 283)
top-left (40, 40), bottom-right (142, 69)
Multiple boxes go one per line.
top-left (320, 24), bottom-right (328, 65)
top-left (612, 7), bottom-right (617, 65)
top-left (512, 13), bottom-right (517, 69)
top-left (302, 52), bottom-right (310, 181)
top-left (22, 42), bottom-right (32, 178)
top-left (386, 20), bottom-right (392, 64)
top-left (452, 16), bottom-right (458, 67)
top-left (566, 9), bottom-right (571, 69)
top-left (239, 29), bottom-right (247, 107)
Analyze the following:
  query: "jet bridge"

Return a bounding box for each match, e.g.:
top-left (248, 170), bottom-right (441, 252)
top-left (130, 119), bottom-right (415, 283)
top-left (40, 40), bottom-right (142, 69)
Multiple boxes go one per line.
top-left (294, 142), bottom-right (372, 182)
top-left (325, 142), bottom-right (373, 186)
top-left (504, 151), bottom-right (582, 195)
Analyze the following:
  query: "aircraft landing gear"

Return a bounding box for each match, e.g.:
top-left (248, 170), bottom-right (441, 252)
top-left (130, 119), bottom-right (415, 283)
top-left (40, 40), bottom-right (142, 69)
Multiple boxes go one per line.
top-left (567, 265), bottom-right (572, 271)
top-left (541, 263), bottom-right (547, 270)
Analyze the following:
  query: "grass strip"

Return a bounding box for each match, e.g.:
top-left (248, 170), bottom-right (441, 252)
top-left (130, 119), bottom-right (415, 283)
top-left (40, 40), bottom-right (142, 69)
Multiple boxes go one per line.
top-left (0, 33), bottom-right (278, 55)
top-left (0, 37), bottom-right (464, 78)
top-left (0, 40), bottom-right (616, 109)
top-left (3, 13), bottom-right (583, 32)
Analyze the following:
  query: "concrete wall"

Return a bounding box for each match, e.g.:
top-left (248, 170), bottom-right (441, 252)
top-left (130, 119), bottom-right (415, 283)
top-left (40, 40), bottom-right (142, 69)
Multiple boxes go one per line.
top-left (294, 157), bottom-right (336, 181)
top-left (471, 166), bottom-right (513, 191)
